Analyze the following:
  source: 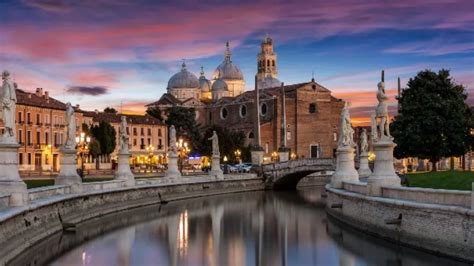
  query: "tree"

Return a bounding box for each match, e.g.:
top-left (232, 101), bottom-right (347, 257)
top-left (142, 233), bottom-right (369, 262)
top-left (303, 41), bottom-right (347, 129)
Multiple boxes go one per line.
top-left (90, 121), bottom-right (117, 155)
top-left (391, 69), bottom-right (473, 171)
top-left (165, 106), bottom-right (201, 151)
top-left (200, 125), bottom-right (246, 163)
top-left (81, 123), bottom-right (101, 157)
top-left (104, 107), bottom-right (118, 114)
top-left (146, 106), bottom-right (163, 122)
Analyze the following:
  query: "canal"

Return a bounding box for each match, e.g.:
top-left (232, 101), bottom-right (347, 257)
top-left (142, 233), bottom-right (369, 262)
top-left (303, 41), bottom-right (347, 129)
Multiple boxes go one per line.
top-left (13, 187), bottom-right (468, 265)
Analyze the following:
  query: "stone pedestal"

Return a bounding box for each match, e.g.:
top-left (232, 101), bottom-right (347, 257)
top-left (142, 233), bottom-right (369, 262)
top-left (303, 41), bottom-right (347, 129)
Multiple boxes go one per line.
top-left (357, 151), bottom-right (372, 179)
top-left (331, 146), bottom-right (359, 188)
top-left (114, 152), bottom-right (135, 187)
top-left (471, 183), bottom-right (474, 210)
top-left (251, 150), bottom-right (264, 166)
top-left (367, 140), bottom-right (401, 196)
top-left (55, 148), bottom-right (82, 193)
top-left (209, 154), bottom-right (223, 180)
top-left (165, 152), bottom-right (181, 179)
top-left (278, 148), bottom-right (289, 162)
top-left (0, 143), bottom-right (28, 206)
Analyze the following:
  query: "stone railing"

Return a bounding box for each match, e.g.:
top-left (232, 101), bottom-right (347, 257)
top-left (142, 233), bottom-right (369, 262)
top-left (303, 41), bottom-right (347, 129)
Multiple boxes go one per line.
top-left (82, 180), bottom-right (126, 193)
top-left (262, 158), bottom-right (335, 172)
top-left (381, 186), bottom-right (471, 208)
top-left (342, 181), bottom-right (367, 195)
top-left (28, 185), bottom-right (71, 202)
top-left (0, 194), bottom-right (10, 209)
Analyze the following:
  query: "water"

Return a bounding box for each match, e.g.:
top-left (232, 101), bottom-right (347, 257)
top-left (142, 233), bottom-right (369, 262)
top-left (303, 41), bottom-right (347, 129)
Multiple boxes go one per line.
top-left (14, 187), bottom-right (468, 265)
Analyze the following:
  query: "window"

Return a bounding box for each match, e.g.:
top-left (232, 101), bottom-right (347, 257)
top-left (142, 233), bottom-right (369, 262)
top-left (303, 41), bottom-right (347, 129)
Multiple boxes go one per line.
top-left (36, 114), bottom-right (41, 125)
top-left (27, 153), bottom-right (32, 165)
top-left (18, 112), bottom-right (23, 123)
top-left (147, 138), bottom-right (151, 145)
top-left (159, 139), bottom-right (162, 147)
top-left (26, 113), bottom-right (31, 123)
top-left (309, 103), bottom-right (317, 113)
top-left (310, 144), bottom-right (320, 158)
top-left (209, 112), bottom-right (212, 122)
top-left (53, 133), bottom-right (57, 146)
top-left (248, 131), bottom-right (254, 139)
top-left (27, 131), bottom-right (31, 145)
top-left (126, 127), bottom-right (130, 134)
top-left (147, 128), bottom-right (151, 136)
top-left (272, 60), bottom-right (275, 67)
top-left (133, 128), bottom-right (137, 136)
top-left (239, 105), bottom-right (247, 118)
top-left (140, 128), bottom-right (144, 136)
top-left (158, 128), bottom-right (162, 137)
top-left (312, 84), bottom-right (316, 91)
top-left (267, 60), bottom-right (270, 67)
top-left (133, 139), bottom-right (137, 146)
top-left (45, 132), bottom-right (49, 145)
top-left (260, 103), bottom-right (268, 116)
top-left (36, 131), bottom-right (40, 144)
top-left (18, 129), bottom-right (23, 144)
top-left (220, 107), bottom-right (228, 120)
top-left (19, 153), bottom-right (23, 165)
top-left (45, 114), bottom-right (50, 124)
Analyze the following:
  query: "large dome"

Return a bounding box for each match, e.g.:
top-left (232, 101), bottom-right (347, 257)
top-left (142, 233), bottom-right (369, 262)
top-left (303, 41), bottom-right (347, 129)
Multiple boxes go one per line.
top-left (199, 67), bottom-right (211, 92)
top-left (167, 62), bottom-right (199, 89)
top-left (212, 79), bottom-right (228, 92)
top-left (212, 41), bottom-right (244, 81)
top-left (258, 75), bottom-right (281, 89)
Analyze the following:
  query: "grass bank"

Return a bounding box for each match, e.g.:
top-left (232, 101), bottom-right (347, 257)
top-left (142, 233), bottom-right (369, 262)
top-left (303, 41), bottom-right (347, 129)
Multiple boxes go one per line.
top-left (405, 170), bottom-right (474, 191)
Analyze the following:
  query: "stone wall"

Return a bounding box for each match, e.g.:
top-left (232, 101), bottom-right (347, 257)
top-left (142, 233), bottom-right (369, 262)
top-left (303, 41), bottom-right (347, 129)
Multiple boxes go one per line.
top-left (381, 186), bottom-right (471, 208)
top-left (0, 176), bottom-right (264, 264)
top-left (326, 185), bottom-right (474, 262)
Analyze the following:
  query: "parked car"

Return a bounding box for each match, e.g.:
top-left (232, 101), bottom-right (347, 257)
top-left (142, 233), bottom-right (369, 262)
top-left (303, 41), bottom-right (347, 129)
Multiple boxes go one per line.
top-left (235, 163), bottom-right (252, 173)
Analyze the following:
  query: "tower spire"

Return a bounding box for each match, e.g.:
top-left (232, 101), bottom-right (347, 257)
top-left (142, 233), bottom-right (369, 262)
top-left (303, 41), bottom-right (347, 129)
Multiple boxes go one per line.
top-left (224, 41), bottom-right (232, 62)
top-left (200, 66), bottom-right (205, 77)
top-left (181, 59), bottom-right (186, 70)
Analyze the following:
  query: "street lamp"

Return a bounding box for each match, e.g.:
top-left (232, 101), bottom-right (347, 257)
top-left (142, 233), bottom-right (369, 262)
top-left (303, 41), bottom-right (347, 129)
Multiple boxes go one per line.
top-left (223, 155), bottom-right (228, 174)
top-left (145, 144), bottom-right (155, 172)
top-left (177, 138), bottom-right (190, 174)
top-left (75, 132), bottom-right (91, 178)
top-left (234, 149), bottom-right (241, 164)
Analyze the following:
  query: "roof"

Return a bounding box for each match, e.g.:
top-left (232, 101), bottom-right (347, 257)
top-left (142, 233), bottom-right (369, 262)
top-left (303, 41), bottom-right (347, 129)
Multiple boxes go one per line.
top-left (83, 111), bottom-right (164, 126)
top-left (146, 93), bottom-right (182, 107)
top-left (16, 89), bottom-right (68, 110)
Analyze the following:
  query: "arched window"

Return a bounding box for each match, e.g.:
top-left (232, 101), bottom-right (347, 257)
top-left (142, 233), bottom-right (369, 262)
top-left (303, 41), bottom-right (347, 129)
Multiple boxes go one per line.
top-left (220, 107), bottom-right (228, 120)
top-left (267, 60), bottom-right (270, 67)
top-left (239, 104), bottom-right (247, 118)
top-left (248, 132), bottom-right (254, 139)
top-left (260, 103), bottom-right (268, 116)
top-left (272, 60), bottom-right (275, 67)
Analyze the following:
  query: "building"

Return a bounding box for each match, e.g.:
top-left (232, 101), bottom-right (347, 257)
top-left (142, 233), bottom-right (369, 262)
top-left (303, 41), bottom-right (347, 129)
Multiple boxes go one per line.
top-left (148, 37), bottom-right (344, 160)
top-left (10, 88), bottom-right (87, 172)
top-left (82, 111), bottom-right (168, 167)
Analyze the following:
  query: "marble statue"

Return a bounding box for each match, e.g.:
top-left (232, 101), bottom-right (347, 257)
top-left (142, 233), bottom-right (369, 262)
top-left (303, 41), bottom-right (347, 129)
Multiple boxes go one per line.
top-left (0, 71), bottom-right (17, 142)
top-left (374, 79), bottom-right (391, 140)
top-left (208, 131), bottom-right (219, 156)
top-left (119, 116), bottom-right (129, 153)
top-left (338, 102), bottom-right (355, 147)
top-left (169, 125), bottom-right (177, 153)
top-left (64, 102), bottom-right (76, 149)
top-left (360, 128), bottom-right (368, 153)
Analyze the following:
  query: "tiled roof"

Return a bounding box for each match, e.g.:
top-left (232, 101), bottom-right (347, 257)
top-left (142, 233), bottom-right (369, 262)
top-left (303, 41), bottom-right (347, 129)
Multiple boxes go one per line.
top-left (146, 93), bottom-right (181, 107)
top-left (83, 111), bottom-right (164, 126)
top-left (16, 89), bottom-right (68, 110)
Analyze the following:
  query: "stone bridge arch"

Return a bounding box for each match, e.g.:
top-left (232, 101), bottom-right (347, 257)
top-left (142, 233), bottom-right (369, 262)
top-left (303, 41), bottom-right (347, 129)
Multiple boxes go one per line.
top-left (262, 158), bottom-right (335, 190)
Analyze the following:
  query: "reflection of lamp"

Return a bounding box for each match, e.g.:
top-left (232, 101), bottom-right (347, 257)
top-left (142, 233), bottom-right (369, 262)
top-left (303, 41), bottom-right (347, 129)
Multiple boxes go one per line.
top-left (271, 151), bottom-right (279, 162)
top-left (368, 151), bottom-right (376, 162)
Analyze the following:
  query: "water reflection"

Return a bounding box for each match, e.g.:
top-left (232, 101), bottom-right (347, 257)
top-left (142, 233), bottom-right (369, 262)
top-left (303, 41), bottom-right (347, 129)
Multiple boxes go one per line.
top-left (26, 188), bottom-right (468, 265)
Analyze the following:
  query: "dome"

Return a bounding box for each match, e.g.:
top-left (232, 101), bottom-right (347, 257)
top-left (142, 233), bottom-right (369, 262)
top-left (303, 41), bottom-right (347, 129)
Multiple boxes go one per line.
top-left (258, 75), bottom-right (281, 89)
top-left (212, 41), bottom-right (244, 80)
top-left (212, 79), bottom-right (228, 92)
top-left (167, 62), bottom-right (199, 89)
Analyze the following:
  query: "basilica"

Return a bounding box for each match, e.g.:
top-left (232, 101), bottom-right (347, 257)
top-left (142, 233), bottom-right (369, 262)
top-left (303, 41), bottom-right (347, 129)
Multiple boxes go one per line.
top-left (147, 37), bottom-right (344, 160)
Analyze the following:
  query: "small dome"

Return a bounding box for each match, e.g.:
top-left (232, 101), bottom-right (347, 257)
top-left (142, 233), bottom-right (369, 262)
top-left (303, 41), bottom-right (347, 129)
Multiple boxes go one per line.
top-left (167, 62), bottom-right (199, 89)
top-left (212, 41), bottom-right (244, 81)
top-left (212, 79), bottom-right (228, 92)
top-left (258, 75), bottom-right (281, 89)
top-left (199, 66), bottom-right (211, 92)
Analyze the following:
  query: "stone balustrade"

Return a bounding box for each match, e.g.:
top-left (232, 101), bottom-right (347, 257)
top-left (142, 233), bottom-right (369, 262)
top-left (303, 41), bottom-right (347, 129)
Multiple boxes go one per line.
top-left (82, 180), bottom-right (126, 193)
top-left (342, 181), bottom-right (367, 195)
top-left (28, 185), bottom-right (70, 202)
top-left (0, 194), bottom-right (10, 209)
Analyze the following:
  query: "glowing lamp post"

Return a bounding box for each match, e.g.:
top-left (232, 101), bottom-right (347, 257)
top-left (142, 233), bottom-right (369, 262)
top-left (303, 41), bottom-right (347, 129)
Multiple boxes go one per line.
top-left (75, 132), bottom-right (91, 178)
top-left (177, 138), bottom-right (190, 174)
top-left (234, 149), bottom-right (242, 164)
top-left (146, 144), bottom-right (155, 171)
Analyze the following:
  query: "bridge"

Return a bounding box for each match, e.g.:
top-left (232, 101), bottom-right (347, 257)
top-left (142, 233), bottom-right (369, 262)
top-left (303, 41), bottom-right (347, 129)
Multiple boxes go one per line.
top-left (261, 158), bottom-right (336, 190)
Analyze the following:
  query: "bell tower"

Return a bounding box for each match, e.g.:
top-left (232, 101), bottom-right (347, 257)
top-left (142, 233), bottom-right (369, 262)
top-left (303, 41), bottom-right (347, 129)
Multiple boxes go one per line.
top-left (256, 36), bottom-right (278, 83)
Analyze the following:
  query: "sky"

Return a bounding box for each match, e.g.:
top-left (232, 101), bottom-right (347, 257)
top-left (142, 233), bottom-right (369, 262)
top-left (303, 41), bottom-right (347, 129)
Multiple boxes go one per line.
top-left (1, 0), bottom-right (473, 125)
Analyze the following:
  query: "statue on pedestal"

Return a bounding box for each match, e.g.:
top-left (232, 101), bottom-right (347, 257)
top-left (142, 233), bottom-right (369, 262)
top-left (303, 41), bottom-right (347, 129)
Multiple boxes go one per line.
top-left (119, 116), bottom-right (129, 154)
top-left (0, 71), bottom-right (17, 142)
top-left (169, 125), bottom-right (177, 154)
top-left (373, 75), bottom-right (392, 141)
top-left (208, 131), bottom-right (219, 156)
top-left (64, 102), bottom-right (76, 150)
top-left (360, 128), bottom-right (368, 153)
top-left (338, 102), bottom-right (355, 148)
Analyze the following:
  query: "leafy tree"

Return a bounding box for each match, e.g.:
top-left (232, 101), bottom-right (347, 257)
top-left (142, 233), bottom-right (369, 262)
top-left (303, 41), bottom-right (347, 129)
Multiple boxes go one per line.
top-left (104, 107), bottom-right (118, 114)
top-left (90, 121), bottom-right (117, 155)
top-left (200, 125), bottom-right (246, 163)
top-left (391, 69), bottom-right (473, 171)
top-left (146, 106), bottom-right (163, 122)
top-left (165, 106), bottom-right (201, 151)
top-left (88, 139), bottom-right (101, 158)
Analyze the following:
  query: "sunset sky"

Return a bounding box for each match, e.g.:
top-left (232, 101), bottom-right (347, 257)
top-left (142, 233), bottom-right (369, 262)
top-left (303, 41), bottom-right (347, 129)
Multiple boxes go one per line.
top-left (1, 0), bottom-right (473, 125)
